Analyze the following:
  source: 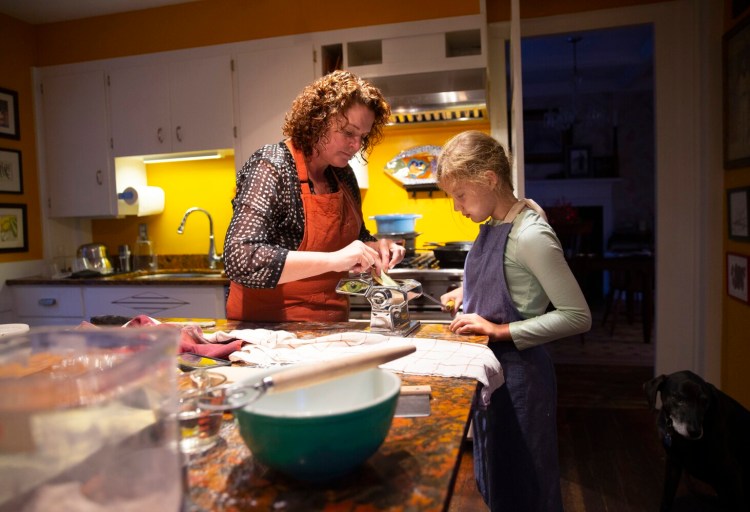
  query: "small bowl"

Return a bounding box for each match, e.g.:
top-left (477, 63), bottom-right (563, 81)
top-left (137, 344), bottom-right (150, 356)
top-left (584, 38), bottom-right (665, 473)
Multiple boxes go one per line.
top-left (234, 368), bottom-right (400, 482)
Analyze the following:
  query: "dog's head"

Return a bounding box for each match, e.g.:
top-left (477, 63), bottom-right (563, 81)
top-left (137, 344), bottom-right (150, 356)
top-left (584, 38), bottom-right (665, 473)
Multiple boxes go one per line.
top-left (644, 370), bottom-right (712, 441)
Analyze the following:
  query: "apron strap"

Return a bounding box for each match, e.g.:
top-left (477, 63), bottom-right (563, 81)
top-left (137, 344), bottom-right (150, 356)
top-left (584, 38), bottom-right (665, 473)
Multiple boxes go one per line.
top-left (503, 199), bottom-right (528, 223)
top-left (285, 139), bottom-right (312, 195)
top-left (502, 198), bottom-right (548, 224)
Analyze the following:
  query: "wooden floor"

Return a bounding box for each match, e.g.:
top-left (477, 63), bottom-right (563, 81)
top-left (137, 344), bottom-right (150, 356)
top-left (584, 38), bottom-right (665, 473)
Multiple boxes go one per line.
top-left (448, 364), bottom-right (724, 512)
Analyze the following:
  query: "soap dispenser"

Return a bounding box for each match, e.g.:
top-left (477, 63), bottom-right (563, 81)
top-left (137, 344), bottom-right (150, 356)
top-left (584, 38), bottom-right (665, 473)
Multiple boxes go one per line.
top-left (133, 223), bottom-right (157, 271)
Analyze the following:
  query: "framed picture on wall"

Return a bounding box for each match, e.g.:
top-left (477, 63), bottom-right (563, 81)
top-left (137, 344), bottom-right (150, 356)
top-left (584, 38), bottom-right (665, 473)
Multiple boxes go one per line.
top-left (727, 252), bottom-right (749, 303)
top-left (728, 186), bottom-right (750, 241)
top-left (0, 87), bottom-right (20, 140)
top-left (723, 14), bottom-right (750, 168)
top-left (0, 148), bottom-right (23, 194)
top-left (566, 146), bottom-right (591, 178)
top-left (0, 203), bottom-right (28, 252)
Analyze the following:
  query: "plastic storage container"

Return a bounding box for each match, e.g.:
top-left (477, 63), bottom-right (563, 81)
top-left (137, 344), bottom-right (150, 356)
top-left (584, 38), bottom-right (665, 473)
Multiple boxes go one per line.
top-left (0, 327), bottom-right (182, 511)
top-left (369, 214), bottom-right (422, 234)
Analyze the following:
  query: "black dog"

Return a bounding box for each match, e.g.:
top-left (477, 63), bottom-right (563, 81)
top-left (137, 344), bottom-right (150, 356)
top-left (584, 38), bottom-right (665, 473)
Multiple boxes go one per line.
top-left (645, 370), bottom-right (750, 511)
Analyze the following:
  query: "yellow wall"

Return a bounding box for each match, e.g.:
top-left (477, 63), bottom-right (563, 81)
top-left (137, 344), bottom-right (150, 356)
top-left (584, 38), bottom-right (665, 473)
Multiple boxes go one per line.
top-left (92, 157), bottom-right (235, 255)
top-left (722, 3), bottom-right (750, 408)
top-left (92, 121), bottom-right (491, 255)
top-left (0, 14), bottom-right (43, 263)
top-left (363, 122), bottom-right (490, 248)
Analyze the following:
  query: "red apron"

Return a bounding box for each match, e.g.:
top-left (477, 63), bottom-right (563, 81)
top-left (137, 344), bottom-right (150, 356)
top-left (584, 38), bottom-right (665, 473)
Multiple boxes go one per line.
top-left (226, 141), bottom-right (362, 322)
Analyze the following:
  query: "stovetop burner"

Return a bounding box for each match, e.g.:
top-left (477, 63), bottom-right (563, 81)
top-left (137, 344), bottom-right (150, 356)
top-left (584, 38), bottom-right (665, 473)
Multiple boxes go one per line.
top-left (395, 252), bottom-right (438, 269)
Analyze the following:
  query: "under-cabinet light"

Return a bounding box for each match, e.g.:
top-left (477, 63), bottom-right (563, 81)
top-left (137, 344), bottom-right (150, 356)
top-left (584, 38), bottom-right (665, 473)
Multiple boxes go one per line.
top-left (143, 152), bottom-right (222, 164)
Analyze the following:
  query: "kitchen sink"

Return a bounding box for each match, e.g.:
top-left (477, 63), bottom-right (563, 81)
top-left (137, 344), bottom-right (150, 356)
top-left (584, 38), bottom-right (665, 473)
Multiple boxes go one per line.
top-left (133, 272), bottom-right (226, 280)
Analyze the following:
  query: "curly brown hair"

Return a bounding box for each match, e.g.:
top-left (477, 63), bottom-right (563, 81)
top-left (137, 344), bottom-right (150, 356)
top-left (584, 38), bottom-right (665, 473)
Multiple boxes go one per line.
top-left (282, 70), bottom-right (391, 159)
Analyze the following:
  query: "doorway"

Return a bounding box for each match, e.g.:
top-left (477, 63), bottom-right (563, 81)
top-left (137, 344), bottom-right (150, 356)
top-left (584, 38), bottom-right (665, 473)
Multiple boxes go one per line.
top-left (519, 24), bottom-right (656, 344)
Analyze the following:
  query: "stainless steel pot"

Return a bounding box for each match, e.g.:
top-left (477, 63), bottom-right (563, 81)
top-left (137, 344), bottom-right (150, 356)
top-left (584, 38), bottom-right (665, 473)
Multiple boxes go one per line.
top-left (76, 243), bottom-right (113, 274)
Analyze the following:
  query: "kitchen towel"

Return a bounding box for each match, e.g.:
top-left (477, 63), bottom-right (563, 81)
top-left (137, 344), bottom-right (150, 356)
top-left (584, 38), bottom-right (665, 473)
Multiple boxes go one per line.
top-left (99, 317), bottom-right (504, 404)
top-left (77, 316), bottom-right (243, 359)
top-left (225, 330), bottom-right (504, 406)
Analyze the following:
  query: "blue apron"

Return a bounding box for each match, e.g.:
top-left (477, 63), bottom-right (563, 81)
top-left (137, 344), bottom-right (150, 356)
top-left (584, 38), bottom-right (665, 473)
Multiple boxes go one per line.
top-left (464, 205), bottom-right (563, 512)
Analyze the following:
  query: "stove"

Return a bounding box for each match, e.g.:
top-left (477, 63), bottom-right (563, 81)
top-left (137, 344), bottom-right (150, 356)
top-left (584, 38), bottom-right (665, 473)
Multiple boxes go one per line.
top-left (395, 252), bottom-right (439, 269)
top-left (347, 267), bottom-right (463, 323)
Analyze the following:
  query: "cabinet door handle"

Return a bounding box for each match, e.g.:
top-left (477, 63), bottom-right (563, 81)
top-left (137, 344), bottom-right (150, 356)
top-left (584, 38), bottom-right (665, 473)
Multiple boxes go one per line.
top-left (38, 298), bottom-right (57, 307)
top-left (96, 170), bottom-right (103, 185)
top-left (176, 126), bottom-right (183, 142)
top-left (157, 127), bottom-right (164, 143)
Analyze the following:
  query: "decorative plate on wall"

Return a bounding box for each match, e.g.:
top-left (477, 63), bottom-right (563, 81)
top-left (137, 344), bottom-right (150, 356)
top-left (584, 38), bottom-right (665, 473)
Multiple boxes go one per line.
top-left (384, 145), bottom-right (441, 191)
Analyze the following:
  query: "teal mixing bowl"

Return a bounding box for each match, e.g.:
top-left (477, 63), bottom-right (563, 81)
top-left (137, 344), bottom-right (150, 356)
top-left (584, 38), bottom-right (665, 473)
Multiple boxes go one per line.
top-left (234, 368), bottom-right (400, 482)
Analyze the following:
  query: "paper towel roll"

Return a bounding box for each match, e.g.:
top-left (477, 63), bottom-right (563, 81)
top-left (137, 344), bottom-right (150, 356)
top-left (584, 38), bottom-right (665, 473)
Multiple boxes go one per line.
top-left (118, 185), bottom-right (165, 216)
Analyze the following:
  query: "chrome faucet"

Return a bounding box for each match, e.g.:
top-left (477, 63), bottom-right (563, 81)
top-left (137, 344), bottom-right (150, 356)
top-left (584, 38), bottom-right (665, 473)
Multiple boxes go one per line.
top-left (177, 207), bottom-right (223, 269)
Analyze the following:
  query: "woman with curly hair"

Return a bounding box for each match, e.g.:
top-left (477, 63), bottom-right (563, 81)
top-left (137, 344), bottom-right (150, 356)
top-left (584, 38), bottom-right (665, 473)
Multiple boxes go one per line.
top-left (224, 70), bottom-right (403, 322)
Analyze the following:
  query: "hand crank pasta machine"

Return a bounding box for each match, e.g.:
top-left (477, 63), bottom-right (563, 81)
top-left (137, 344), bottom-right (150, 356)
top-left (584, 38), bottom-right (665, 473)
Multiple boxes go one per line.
top-left (336, 274), bottom-right (423, 336)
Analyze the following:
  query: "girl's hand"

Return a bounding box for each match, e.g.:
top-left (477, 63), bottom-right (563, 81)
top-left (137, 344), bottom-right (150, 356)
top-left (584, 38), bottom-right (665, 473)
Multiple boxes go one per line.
top-left (441, 288), bottom-right (463, 316)
top-left (449, 313), bottom-right (510, 340)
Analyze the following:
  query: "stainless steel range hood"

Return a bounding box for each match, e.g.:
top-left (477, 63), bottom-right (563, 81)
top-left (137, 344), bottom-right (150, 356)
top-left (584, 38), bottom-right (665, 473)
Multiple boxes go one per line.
top-left (367, 68), bottom-right (487, 125)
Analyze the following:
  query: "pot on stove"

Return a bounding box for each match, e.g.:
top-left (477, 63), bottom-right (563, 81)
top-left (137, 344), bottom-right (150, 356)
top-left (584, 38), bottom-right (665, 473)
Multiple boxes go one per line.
top-left (424, 241), bottom-right (473, 269)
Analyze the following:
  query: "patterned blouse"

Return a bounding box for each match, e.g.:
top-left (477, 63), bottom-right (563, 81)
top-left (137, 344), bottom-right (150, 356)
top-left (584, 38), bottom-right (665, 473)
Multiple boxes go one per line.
top-left (223, 142), bottom-right (376, 288)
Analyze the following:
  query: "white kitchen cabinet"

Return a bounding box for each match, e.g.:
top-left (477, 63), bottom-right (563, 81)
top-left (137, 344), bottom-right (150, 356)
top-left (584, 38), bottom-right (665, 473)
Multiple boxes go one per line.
top-left (234, 44), bottom-right (314, 167)
top-left (315, 17), bottom-right (486, 79)
top-left (12, 285), bottom-right (86, 326)
top-left (82, 285), bottom-right (226, 319)
top-left (40, 70), bottom-right (117, 218)
top-left (109, 55), bottom-right (235, 157)
top-left (108, 65), bottom-right (170, 157)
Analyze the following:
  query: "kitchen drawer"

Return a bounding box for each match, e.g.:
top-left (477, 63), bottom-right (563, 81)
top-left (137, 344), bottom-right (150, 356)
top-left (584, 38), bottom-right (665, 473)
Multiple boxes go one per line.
top-left (12, 286), bottom-right (85, 318)
top-left (83, 286), bottom-right (226, 319)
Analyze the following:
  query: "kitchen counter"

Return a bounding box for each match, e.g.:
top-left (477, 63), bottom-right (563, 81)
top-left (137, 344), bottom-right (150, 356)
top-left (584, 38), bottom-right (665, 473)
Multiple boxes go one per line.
top-left (177, 319), bottom-right (487, 512)
top-left (6, 268), bottom-right (229, 287)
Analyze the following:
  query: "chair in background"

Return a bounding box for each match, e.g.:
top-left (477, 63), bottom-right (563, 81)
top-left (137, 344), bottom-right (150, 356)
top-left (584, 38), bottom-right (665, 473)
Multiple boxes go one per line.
top-left (601, 230), bottom-right (655, 343)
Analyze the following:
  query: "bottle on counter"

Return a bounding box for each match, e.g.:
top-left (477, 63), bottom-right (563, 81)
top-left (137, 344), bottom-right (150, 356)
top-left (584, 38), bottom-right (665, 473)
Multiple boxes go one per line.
top-left (133, 223), bottom-right (157, 271)
top-left (118, 244), bottom-right (132, 273)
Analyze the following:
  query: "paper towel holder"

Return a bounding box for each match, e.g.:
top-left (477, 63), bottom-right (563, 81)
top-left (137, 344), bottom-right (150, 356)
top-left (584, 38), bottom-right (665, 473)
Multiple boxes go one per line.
top-left (117, 185), bottom-right (165, 217)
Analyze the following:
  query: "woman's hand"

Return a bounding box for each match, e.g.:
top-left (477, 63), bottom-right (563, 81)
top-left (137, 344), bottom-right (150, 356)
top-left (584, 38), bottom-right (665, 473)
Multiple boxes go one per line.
top-left (449, 313), bottom-right (511, 340)
top-left (332, 240), bottom-right (381, 273)
top-left (367, 239), bottom-right (406, 273)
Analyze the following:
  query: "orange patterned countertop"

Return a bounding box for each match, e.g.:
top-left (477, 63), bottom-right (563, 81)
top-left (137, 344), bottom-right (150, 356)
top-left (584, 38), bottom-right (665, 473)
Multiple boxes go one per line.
top-left (183, 320), bottom-right (487, 512)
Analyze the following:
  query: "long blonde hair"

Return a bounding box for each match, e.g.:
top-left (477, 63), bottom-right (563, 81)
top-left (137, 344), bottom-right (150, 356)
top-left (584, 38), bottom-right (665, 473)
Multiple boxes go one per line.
top-left (436, 131), bottom-right (513, 193)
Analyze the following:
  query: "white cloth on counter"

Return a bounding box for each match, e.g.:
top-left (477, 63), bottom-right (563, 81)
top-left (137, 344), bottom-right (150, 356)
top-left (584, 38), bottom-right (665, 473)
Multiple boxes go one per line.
top-left (224, 330), bottom-right (504, 406)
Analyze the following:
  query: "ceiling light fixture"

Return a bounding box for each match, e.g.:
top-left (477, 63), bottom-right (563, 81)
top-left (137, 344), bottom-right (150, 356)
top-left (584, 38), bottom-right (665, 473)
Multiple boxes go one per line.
top-left (143, 152), bottom-right (223, 164)
top-left (544, 36), bottom-right (611, 132)
top-left (544, 36), bottom-right (582, 131)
